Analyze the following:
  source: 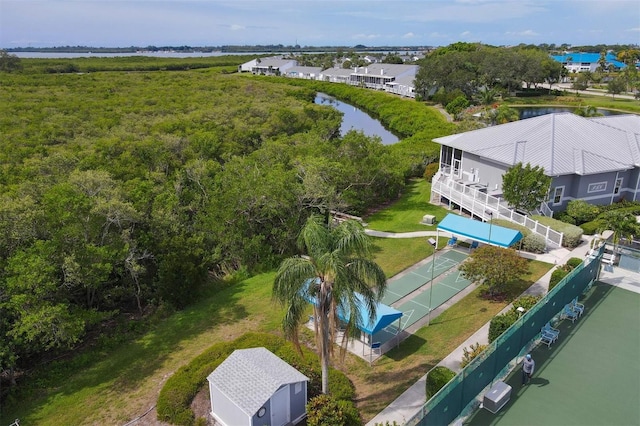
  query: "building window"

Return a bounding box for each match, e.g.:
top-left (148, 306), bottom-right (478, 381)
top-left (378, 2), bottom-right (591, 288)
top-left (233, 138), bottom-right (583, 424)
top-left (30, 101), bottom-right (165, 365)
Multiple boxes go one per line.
top-left (614, 178), bottom-right (623, 194)
top-left (295, 382), bottom-right (302, 394)
top-left (553, 186), bottom-right (564, 204)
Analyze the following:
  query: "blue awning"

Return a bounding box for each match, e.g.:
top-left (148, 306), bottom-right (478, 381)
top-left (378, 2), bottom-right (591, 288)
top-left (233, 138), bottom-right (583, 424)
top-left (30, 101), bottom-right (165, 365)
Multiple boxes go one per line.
top-left (344, 293), bottom-right (403, 335)
top-left (437, 213), bottom-right (523, 248)
top-left (302, 280), bottom-right (402, 335)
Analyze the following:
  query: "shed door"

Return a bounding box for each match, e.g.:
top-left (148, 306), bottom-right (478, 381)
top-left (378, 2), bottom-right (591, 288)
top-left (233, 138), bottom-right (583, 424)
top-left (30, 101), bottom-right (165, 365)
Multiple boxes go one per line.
top-left (270, 385), bottom-right (290, 426)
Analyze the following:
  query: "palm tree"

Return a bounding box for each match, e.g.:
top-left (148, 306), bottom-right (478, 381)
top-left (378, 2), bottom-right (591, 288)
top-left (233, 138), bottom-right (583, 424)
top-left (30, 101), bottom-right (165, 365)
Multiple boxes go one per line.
top-left (273, 214), bottom-right (387, 394)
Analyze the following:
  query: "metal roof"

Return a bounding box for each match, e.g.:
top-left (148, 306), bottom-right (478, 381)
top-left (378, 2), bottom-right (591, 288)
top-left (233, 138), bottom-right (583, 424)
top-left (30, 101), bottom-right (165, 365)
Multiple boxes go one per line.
top-left (433, 113), bottom-right (640, 176)
top-left (551, 52), bottom-right (626, 68)
top-left (207, 347), bottom-right (309, 418)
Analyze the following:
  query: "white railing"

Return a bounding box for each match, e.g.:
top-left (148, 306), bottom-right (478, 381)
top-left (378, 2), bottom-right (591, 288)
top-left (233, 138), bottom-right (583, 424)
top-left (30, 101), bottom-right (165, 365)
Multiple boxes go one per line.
top-left (432, 178), bottom-right (564, 248)
top-left (538, 200), bottom-right (554, 218)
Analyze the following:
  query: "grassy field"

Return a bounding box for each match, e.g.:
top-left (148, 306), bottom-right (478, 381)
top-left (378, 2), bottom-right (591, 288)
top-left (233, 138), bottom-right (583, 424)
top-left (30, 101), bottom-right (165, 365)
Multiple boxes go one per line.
top-left (1, 179), bottom-right (553, 426)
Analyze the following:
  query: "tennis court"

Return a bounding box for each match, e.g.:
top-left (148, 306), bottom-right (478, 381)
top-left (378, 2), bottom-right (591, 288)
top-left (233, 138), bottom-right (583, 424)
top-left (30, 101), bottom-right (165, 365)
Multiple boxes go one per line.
top-left (464, 282), bottom-right (640, 426)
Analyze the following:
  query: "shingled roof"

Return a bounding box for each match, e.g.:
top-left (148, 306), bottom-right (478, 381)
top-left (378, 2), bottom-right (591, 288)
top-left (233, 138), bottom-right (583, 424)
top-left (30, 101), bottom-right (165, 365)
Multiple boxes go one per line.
top-left (433, 113), bottom-right (640, 176)
top-left (207, 347), bottom-right (309, 417)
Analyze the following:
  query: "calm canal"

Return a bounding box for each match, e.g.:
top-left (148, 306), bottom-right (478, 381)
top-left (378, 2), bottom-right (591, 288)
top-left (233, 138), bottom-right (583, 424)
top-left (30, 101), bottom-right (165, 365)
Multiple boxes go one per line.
top-left (314, 93), bottom-right (399, 145)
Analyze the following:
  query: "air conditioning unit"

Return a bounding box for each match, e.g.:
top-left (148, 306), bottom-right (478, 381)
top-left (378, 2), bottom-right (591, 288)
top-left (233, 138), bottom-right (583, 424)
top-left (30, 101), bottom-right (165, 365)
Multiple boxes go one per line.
top-left (483, 381), bottom-right (512, 413)
top-left (421, 214), bottom-right (436, 225)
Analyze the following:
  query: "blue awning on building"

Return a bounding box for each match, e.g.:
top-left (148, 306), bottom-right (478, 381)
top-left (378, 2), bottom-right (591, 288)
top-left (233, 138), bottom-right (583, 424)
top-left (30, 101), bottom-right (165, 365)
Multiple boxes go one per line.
top-left (437, 213), bottom-right (523, 248)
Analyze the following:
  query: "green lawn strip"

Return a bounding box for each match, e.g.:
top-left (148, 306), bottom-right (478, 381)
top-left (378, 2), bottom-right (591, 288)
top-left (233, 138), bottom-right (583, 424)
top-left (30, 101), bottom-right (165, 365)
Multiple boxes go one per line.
top-left (371, 236), bottom-right (434, 278)
top-left (364, 179), bottom-right (450, 233)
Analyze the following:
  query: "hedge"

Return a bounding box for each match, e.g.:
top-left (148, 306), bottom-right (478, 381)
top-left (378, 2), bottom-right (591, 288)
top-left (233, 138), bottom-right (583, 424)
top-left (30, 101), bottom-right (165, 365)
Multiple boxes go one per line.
top-left (532, 215), bottom-right (583, 248)
top-left (549, 267), bottom-right (569, 291)
top-left (156, 332), bottom-right (355, 425)
top-left (488, 295), bottom-right (541, 342)
top-left (426, 366), bottom-right (456, 399)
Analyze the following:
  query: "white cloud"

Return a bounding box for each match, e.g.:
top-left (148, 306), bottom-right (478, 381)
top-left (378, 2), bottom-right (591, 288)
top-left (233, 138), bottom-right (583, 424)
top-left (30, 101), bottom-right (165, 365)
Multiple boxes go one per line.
top-left (230, 25), bottom-right (245, 31)
top-left (505, 30), bottom-right (540, 37)
top-left (402, 32), bottom-right (415, 38)
top-left (353, 33), bottom-right (380, 40)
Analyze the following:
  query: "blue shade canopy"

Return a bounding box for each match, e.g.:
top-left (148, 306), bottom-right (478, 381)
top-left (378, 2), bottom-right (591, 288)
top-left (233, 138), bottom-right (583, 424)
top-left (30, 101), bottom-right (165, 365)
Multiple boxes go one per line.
top-left (344, 292), bottom-right (403, 335)
top-left (302, 280), bottom-right (402, 335)
top-left (437, 213), bottom-right (523, 248)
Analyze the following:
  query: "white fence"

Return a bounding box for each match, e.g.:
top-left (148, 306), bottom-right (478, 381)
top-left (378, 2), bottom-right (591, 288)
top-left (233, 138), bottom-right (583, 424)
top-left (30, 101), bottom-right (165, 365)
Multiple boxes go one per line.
top-left (431, 177), bottom-right (564, 248)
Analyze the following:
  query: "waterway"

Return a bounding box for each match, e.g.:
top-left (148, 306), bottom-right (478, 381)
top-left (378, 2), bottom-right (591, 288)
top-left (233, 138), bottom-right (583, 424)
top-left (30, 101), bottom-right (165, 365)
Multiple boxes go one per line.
top-left (314, 93), bottom-right (399, 145)
top-left (515, 106), bottom-right (625, 119)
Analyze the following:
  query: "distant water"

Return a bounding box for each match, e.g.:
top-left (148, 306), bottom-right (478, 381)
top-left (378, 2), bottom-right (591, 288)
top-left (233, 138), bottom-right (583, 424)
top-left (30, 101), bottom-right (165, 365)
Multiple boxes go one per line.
top-left (315, 93), bottom-right (399, 145)
top-left (11, 51), bottom-right (252, 59)
top-left (516, 106), bottom-right (624, 119)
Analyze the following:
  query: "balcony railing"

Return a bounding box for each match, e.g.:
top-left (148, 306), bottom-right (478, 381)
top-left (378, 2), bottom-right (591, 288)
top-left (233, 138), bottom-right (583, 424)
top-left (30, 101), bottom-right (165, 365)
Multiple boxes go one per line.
top-left (432, 176), bottom-right (563, 248)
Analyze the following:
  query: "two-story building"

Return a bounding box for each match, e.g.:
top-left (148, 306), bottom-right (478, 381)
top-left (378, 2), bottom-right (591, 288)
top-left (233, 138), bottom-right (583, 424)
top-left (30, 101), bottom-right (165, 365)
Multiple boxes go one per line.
top-left (431, 113), bottom-right (640, 247)
top-left (551, 52), bottom-right (626, 73)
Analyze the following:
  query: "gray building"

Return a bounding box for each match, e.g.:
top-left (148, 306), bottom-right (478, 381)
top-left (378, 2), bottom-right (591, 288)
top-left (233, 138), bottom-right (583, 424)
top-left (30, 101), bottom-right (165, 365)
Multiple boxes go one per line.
top-left (433, 113), bottom-right (640, 214)
top-left (207, 347), bottom-right (309, 426)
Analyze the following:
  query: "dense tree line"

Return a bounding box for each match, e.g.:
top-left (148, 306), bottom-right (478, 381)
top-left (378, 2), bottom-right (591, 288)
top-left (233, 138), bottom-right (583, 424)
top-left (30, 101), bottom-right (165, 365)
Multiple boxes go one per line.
top-left (414, 43), bottom-right (567, 103)
top-left (415, 43), bottom-right (640, 106)
top-left (0, 59), bottom-right (448, 389)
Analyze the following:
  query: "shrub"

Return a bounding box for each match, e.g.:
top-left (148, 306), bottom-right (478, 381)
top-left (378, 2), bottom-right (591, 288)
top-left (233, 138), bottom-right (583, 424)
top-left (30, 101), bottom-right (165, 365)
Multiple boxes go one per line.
top-left (580, 220), bottom-right (603, 235)
top-left (534, 216), bottom-right (583, 248)
top-left (554, 211), bottom-right (576, 225)
top-left (565, 257), bottom-right (583, 270)
top-left (566, 200), bottom-right (600, 224)
top-left (445, 95), bottom-right (470, 116)
top-left (461, 342), bottom-right (488, 368)
top-left (426, 366), bottom-right (456, 399)
top-left (306, 394), bottom-right (360, 426)
top-left (488, 311), bottom-right (518, 342)
top-left (521, 233), bottom-right (546, 253)
top-left (423, 162), bottom-right (439, 181)
top-left (549, 267), bottom-right (569, 291)
top-left (513, 295), bottom-right (541, 311)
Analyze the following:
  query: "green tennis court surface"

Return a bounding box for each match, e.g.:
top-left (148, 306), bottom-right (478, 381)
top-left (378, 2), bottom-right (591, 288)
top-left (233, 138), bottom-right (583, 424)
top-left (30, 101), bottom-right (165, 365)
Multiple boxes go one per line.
top-left (382, 249), bottom-right (468, 305)
top-left (465, 283), bottom-right (640, 426)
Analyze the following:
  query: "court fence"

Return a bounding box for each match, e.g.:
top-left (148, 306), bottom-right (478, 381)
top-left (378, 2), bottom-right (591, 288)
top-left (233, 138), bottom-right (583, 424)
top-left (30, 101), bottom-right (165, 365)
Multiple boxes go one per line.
top-left (405, 244), bottom-right (604, 426)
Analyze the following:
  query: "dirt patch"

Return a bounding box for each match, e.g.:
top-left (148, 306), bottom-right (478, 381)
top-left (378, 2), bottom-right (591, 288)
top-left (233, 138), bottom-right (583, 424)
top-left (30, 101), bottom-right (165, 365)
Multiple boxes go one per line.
top-left (191, 386), bottom-right (215, 425)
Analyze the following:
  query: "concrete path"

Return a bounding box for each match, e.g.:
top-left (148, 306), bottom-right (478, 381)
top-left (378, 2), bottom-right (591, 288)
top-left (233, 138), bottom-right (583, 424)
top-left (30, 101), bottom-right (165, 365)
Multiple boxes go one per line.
top-left (365, 233), bottom-right (622, 426)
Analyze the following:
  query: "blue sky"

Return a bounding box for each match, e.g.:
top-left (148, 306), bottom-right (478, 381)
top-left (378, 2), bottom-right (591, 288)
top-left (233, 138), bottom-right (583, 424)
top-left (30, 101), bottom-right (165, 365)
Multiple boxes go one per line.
top-left (1, 0), bottom-right (639, 49)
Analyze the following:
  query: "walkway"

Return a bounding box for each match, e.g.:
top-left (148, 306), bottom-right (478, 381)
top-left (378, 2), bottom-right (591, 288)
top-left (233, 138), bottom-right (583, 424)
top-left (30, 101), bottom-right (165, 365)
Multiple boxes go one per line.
top-left (365, 232), bottom-right (639, 426)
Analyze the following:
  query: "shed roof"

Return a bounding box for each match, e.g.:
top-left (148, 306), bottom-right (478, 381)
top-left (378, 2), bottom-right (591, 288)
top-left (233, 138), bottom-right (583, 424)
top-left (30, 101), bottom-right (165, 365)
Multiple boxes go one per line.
top-left (433, 113), bottom-right (640, 176)
top-left (207, 347), bottom-right (309, 417)
top-left (437, 213), bottom-right (523, 248)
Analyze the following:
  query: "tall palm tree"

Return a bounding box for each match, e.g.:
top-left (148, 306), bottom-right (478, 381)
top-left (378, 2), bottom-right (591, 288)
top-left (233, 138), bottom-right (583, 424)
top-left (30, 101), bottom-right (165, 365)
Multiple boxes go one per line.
top-left (273, 214), bottom-right (387, 394)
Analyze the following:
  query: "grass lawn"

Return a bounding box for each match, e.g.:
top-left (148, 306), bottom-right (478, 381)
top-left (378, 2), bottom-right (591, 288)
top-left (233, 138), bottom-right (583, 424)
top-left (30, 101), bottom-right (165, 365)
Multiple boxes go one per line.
top-left (1, 180), bottom-right (554, 425)
top-left (364, 179), bottom-right (450, 233)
